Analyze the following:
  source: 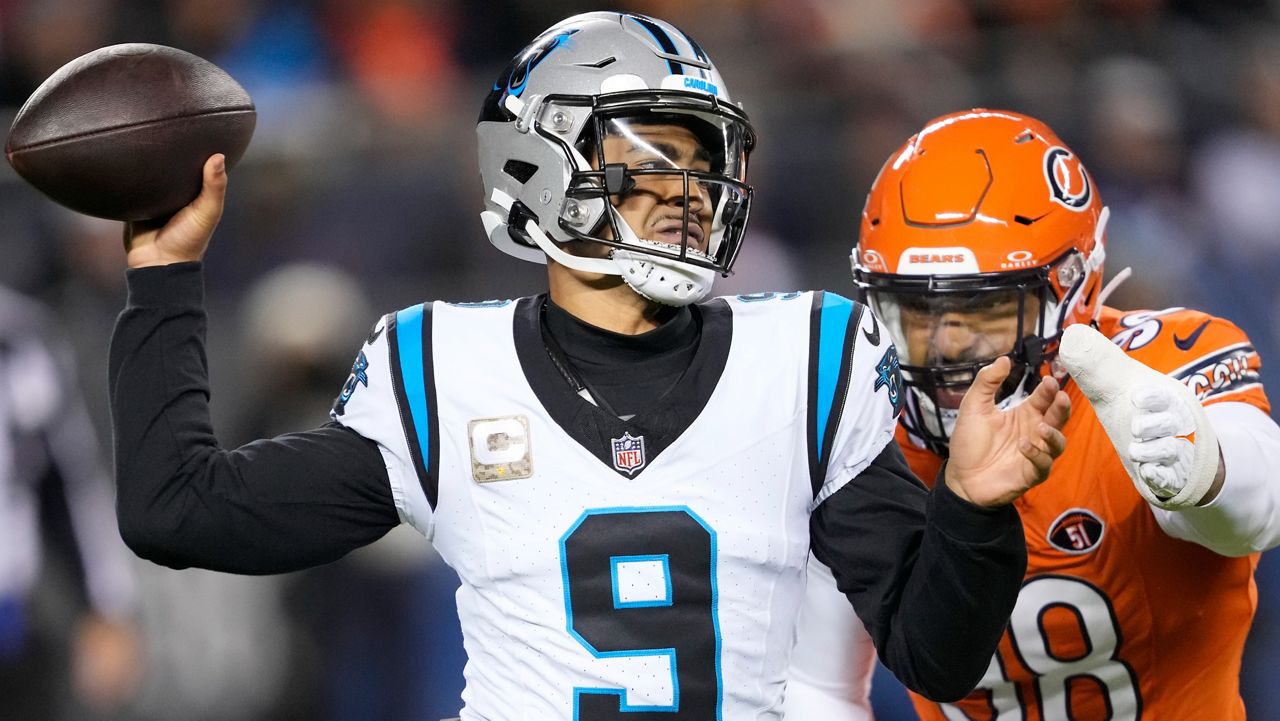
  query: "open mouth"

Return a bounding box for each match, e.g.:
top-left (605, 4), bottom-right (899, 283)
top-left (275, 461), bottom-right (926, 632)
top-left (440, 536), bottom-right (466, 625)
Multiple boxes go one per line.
top-left (934, 387), bottom-right (967, 409)
top-left (632, 236), bottom-right (713, 262)
top-left (650, 216), bottom-right (706, 250)
top-left (932, 367), bottom-right (978, 409)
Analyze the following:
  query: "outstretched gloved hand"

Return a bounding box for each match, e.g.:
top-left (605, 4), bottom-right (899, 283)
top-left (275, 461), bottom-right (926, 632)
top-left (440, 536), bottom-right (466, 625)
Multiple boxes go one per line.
top-left (1059, 324), bottom-right (1221, 509)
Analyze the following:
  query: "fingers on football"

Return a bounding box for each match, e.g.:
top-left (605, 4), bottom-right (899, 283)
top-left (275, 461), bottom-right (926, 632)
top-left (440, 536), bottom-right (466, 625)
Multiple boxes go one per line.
top-left (1131, 410), bottom-right (1179, 440)
top-left (204, 153), bottom-right (227, 184)
top-left (1129, 436), bottom-right (1183, 465)
top-left (962, 356), bottom-right (1011, 410)
top-left (190, 154), bottom-right (228, 229)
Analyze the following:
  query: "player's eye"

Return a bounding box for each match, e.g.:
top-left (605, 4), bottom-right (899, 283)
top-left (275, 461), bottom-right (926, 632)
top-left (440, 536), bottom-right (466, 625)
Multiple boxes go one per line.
top-left (631, 156), bottom-right (670, 171)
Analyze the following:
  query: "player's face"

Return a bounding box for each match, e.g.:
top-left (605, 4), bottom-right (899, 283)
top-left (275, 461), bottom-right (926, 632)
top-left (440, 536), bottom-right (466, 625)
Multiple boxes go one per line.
top-left (598, 122), bottom-right (714, 255)
top-left (899, 291), bottom-right (1041, 408)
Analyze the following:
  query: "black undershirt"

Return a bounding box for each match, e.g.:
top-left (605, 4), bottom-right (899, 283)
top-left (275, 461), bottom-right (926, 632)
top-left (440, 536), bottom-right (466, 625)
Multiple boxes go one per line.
top-left (110, 262), bottom-right (1025, 702)
top-left (541, 298), bottom-right (698, 418)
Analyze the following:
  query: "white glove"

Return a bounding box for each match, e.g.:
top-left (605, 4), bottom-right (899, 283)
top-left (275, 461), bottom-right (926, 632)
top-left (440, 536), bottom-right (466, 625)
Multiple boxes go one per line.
top-left (1059, 324), bottom-right (1220, 509)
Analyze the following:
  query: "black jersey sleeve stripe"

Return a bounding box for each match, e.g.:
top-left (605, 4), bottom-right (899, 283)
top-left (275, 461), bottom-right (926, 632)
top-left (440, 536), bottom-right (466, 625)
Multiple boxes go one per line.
top-left (390, 303), bottom-right (440, 510)
top-left (807, 292), bottom-right (863, 497)
top-left (822, 299), bottom-right (865, 491)
top-left (422, 306), bottom-right (441, 505)
top-left (805, 292), bottom-right (823, 493)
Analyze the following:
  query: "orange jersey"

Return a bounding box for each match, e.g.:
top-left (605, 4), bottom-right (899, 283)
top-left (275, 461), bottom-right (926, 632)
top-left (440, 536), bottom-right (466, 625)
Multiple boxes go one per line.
top-left (906, 306), bottom-right (1269, 721)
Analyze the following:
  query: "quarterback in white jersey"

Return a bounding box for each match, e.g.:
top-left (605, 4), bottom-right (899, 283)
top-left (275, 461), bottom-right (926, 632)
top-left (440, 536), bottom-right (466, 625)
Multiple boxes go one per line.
top-left (107, 11), bottom-right (1071, 721)
top-left (336, 290), bottom-right (898, 717)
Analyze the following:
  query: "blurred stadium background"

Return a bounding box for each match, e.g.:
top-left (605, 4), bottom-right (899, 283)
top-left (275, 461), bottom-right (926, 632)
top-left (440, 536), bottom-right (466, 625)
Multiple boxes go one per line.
top-left (1, 0), bottom-right (1278, 719)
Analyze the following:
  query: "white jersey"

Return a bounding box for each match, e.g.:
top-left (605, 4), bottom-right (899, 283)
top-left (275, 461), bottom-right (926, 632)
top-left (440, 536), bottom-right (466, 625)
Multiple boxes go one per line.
top-left (783, 556), bottom-right (877, 720)
top-left (333, 290), bottom-right (899, 720)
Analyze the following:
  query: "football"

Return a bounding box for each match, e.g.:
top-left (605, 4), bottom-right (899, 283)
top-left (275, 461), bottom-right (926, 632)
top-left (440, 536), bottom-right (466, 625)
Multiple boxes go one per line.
top-left (5, 43), bottom-right (255, 221)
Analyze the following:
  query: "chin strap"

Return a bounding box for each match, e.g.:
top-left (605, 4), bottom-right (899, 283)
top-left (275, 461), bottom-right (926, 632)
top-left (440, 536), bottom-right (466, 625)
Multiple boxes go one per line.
top-left (522, 216), bottom-right (715, 306)
top-left (523, 217), bottom-right (619, 275)
top-left (1096, 266), bottom-right (1133, 309)
top-left (482, 185), bottom-right (718, 306)
top-left (612, 249), bottom-right (715, 306)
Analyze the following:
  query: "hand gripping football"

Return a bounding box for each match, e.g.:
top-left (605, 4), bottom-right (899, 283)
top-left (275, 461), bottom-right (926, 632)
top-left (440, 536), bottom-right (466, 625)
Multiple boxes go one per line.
top-left (1059, 324), bottom-right (1219, 509)
top-left (5, 43), bottom-right (255, 221)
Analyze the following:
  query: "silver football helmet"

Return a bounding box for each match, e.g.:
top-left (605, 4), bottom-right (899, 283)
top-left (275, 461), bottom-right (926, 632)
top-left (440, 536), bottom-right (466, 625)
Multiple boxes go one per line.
top-left (477, 11), bottom-right (756, 306)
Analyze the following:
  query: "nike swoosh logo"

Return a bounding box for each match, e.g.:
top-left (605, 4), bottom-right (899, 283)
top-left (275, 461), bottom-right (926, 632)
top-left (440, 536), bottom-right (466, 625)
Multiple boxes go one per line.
top-left (863, 311), bottom-right (881, 346)
top-left (366, 322), bottom-right (385, 346)
top-left (1174, 319), bottom-right (1211, 351)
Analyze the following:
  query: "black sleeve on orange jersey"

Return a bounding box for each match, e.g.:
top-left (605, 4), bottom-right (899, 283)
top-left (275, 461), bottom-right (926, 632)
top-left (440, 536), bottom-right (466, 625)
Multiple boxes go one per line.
top-left (110, 262), bottom-right (400, 574)
top-left (810, 441), bottom-right (1027, 702)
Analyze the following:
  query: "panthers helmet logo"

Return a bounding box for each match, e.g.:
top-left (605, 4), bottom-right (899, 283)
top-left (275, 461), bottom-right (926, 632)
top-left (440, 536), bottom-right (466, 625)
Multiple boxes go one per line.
top-left (497, 28), bottom-right (579, 98)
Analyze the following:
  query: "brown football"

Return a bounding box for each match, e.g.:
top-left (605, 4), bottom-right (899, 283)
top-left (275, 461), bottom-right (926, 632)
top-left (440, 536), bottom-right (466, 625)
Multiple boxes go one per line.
top-left (5, 43), bottom-right (255, 221)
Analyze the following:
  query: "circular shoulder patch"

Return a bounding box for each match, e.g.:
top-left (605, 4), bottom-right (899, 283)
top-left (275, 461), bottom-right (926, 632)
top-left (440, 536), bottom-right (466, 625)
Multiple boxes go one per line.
top-left (1047, 508), bottom-right (1105, 554)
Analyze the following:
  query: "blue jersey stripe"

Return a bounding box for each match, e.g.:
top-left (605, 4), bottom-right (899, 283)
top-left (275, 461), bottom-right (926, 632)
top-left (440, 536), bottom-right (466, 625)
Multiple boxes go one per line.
top-left (396, 304), bottom-right (431, 471)
top-left (815, 293), bottom-right (854, 461)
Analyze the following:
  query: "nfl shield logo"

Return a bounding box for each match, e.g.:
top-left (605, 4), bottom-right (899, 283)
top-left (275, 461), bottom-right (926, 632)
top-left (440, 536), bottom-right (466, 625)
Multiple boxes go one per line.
top-left (611, 432), bottom-right (647, 475)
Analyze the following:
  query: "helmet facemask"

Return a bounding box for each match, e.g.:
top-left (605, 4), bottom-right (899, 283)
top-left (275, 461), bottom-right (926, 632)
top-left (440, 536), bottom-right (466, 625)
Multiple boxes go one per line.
top-left (857, 260), bottom-right (1076, 455)
top-left (545, 92), bottom-right (753, 304)
top-left (849, 109), bottom-right (1111, 453)
top-left (476, 12), bottom-right (757, 306)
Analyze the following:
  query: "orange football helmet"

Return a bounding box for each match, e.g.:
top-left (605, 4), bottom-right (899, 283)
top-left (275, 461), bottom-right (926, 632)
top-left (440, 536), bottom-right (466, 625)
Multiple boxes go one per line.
top-left (853, 109), bottom-right (1108, 452)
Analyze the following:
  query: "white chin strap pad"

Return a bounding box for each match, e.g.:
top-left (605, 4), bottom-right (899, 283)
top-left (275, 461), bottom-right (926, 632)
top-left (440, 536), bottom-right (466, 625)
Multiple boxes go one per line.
top-left (612, 249), bottom-right (715, 306)
top-left (1059, 324), bottom-right (1219, 509)
top-left (519, 218), bottom-right (714, 307)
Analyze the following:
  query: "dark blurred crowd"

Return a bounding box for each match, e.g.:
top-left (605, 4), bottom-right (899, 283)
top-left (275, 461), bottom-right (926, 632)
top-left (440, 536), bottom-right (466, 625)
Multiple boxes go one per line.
top-left (1, 0), bottom-right (1278, 719)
